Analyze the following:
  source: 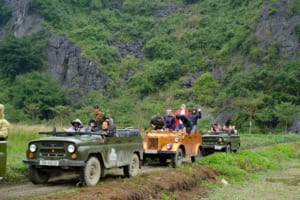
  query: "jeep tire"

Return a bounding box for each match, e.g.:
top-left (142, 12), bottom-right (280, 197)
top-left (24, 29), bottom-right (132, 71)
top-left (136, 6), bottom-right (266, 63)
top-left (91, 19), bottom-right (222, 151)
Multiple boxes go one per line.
top-left (29, 165), bottom-right (50, 184)
top-left (191, 147), bottom-right (201, 163)
top-left (81, 156), bottom-right (101, 186)
top-left (124, 153), bottom-right (139, 177)
top-left (171, 148), bottom-right (183, 168)
top-left (225, 144), bottom-right (231, 153)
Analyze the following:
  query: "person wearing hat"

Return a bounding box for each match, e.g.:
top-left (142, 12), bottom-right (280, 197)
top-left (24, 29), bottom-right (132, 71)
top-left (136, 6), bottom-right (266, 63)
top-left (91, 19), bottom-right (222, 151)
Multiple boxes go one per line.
top-left (66, 119), bottom-right (84, 132)
top-left (0, 104), bottom-right (9, 140)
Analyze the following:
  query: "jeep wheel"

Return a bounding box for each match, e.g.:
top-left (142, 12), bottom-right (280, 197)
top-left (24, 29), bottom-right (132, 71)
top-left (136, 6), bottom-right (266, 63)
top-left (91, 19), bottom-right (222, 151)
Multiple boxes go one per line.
top-left (234, 144), bottom-right (240, 153)
top-left (29, 165), bottom-right (50, 184)
top-left (171, 148), bottom-right (183, 168)
top-left (124, 153), bottom-right (140, 177)
top-left (191, 147), bottom-right (201, 163)
top-left (81, 156), bottom-right (101, 186)
top-left (225, 144), bottom-right (231, 153)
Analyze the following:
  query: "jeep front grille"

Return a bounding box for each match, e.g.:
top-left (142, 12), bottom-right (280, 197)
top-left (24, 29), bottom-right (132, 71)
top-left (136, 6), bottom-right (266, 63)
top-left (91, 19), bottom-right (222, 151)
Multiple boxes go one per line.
top-left (39, 142), bottom-right (66, 157)
top-left (147, 138), bottom-right (158, 149)
top-left (40, 149), bottom-right (65, 157)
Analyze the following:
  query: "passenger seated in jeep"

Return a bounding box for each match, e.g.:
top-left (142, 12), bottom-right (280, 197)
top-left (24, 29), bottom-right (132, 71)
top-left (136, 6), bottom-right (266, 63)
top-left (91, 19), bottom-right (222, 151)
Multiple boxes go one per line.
top-left (210, 123), bottom-right (220, 134)
top-left (229, 125), bottom-right (237, 134)
top-left (101, 120), bottom-right (110, 135)
top-left (86, 119), bottom-right (100, 132)
top-left (66, 119), bottom-right (84, 132)
top-left (104, 117), bottom-right (116, 136)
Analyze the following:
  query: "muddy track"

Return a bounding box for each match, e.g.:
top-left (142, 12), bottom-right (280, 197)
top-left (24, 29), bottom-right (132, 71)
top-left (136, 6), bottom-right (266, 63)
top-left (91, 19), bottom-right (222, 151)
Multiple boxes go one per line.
top-left (0, 163), bottom-right (180, 200)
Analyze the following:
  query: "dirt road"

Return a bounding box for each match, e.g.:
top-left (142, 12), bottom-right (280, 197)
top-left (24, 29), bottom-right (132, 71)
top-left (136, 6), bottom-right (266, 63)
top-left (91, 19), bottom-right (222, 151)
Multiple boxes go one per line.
top-left (0, 164), bottom-right (171, 200)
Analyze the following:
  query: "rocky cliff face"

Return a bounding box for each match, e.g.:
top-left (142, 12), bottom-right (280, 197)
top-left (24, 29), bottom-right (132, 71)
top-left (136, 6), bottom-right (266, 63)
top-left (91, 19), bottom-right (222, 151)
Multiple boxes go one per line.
top-left (2, 0), bottom-right (42, 38)
top-left (255, 0), bottom-right (300, 59)
top-left (47, 33), bottom-right (110, 101)
top-left (1, 0), bottom-right (110, 102)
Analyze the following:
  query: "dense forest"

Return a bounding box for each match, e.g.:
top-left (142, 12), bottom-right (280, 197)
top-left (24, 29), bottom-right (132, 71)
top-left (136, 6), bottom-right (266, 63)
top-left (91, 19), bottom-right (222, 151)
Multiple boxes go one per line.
top-left (0, 0), bottom-right (299, 133)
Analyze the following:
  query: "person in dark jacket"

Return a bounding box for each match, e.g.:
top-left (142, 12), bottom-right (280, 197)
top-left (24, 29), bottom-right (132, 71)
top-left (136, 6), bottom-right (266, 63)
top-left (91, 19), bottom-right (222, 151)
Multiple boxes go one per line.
top-left (163, 108), bottom-right (175, 131)
top-left (150, 114), bottom-right (165, 130)
top-left (189, 108), bottom-right (202, 132)
top-left (86, 119), bottom-right (100, 132)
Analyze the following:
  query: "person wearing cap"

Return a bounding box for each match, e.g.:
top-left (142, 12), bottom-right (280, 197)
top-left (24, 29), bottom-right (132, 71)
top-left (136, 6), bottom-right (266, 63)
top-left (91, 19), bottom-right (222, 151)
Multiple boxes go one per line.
top-left (0, 104), bottom-right (10, 140)
top-left (93, 104), bottom-right (105, 126)
top-left (66, 119), bottom-right (84, 132)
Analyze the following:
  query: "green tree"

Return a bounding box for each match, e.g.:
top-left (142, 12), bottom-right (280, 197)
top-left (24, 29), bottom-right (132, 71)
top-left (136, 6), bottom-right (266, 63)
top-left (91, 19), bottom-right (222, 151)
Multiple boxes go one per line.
top-left (10, 72), bottom-right (68, 120)
top-left (128, 60), bottom-right (183, 96)
top-left (274, 102), bottom-right (298, 133)
top-left (0, 0), bottom-right (11, 25)
top-left (51, 105), bottom-right (72, 127)
top-left (24, 103), bottom-right (40, 121)
top-left (0, 34), bottom-right (46, 80)
top-left (233, 95), bottom-right (264, 134)
top-left (192, 72), bottom-right (220, 107)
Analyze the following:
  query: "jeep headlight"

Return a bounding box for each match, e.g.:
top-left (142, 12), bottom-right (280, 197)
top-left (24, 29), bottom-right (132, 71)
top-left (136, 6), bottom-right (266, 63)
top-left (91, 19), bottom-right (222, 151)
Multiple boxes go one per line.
top-left (218, 138), bottom-right (223, 142)
top-left (166, 143), bottom-right (172, 150)
top-left (175, 137), bottom-right (179, 143)
top-left (67, 144), bottom-right (76, 153)
top-left (29, 144), bottom-right (37, 152)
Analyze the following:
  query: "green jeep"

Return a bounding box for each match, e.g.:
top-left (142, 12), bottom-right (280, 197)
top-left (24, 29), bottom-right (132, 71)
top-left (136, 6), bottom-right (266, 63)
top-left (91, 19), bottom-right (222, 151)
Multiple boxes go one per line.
top-left (202, 132), bottom-right (240, 155)
top-left (23, 128), bottom-right (143, 186)
top-left (0, 140), bottom-right (7, 180)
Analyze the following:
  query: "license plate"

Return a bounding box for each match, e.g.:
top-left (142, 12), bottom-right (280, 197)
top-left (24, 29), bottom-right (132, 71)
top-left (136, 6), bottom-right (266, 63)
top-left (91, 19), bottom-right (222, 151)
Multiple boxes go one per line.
top-left (145, 149), bottom-right (158, 154)
top-left (214, 145), bottom-right (223, 150)
top-left (39, 160), bottom-right (59, 166)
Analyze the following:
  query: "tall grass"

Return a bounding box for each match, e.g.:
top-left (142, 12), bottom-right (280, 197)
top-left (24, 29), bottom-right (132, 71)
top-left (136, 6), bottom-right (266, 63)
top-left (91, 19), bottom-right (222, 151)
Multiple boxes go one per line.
top-left (200, 142), bottom-right (300, 183)
top-left (3, 124), bottom-right (52, 183)
top-left (240, 133), bottom-right (300, 149)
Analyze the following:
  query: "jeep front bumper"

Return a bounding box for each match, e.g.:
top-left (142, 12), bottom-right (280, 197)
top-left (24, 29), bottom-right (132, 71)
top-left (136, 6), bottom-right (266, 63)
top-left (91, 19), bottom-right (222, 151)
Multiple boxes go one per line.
top-left (23, 159), bottom-right (85, 167)
top-left (144, 150), bottom-right (176, 155)
top-left (202, 144), bottom-right (227, 151)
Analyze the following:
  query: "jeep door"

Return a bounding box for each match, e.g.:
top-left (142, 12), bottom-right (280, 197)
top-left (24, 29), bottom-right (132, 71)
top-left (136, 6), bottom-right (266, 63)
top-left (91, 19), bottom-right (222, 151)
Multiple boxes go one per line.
top-left (183, 133), bottom-right (200, 157)
top-left (229, 134), bottom-right (240, 149)
top-left (104, 136), bottom-right (136, 168)
top-left (0, 141), bottom-right (7, 178)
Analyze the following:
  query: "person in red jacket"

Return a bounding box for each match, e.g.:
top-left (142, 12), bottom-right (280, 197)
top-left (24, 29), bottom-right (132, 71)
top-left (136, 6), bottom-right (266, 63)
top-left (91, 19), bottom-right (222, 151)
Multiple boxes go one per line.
top-left (175, 104), bottom-right (190, 131)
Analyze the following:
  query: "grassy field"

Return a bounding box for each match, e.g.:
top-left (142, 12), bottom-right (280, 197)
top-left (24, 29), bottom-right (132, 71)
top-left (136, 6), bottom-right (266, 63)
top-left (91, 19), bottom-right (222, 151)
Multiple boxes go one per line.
top-left (200, 142), bottom-right (300, 200)
top-left (3, 124), bottom-right (54, 183)
top-left (1, 124), bottom-right (300, 184)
